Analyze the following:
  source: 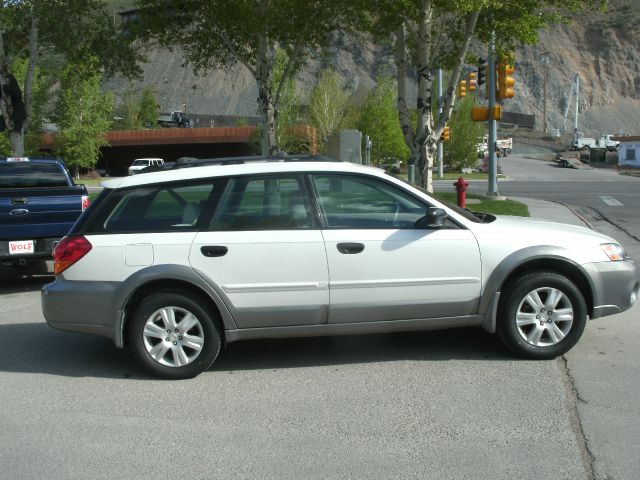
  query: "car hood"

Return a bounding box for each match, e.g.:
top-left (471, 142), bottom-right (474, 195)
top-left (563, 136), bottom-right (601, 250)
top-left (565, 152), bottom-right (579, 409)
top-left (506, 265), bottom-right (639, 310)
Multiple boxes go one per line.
top-left (470, 214), bottom-right (617, 264)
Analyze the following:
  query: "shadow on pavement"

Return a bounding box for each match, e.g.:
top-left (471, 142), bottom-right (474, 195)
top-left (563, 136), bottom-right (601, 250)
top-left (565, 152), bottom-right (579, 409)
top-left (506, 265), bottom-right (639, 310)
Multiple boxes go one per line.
top-left (214, 328), bottom-right (511, 372)
top-left (0, 275), bottom-right (53, 294)
top-left (0, 321), bottom-right (513, 379)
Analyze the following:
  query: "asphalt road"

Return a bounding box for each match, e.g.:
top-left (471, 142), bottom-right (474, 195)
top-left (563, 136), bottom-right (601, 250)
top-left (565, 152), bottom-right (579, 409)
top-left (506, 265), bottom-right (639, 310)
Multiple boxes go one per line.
top-left (1, 157), bottom-right (638, 479)
top-left (446, 155), bottom-right (640, 240)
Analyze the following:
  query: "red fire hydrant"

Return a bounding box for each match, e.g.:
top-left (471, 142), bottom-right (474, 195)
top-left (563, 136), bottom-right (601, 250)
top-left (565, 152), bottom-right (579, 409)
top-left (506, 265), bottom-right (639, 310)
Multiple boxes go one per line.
top-left (453, 176), bottom-right (469, 208)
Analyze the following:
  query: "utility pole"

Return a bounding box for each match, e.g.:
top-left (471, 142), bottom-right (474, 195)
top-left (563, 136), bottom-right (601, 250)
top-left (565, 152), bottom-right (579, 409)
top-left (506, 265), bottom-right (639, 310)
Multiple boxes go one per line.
top-left (437, 68), bottom-right (443, 179)
top-left (486, 32), bottom-right (499, 197)
top-left (540, 52), bottom-right (551, 135)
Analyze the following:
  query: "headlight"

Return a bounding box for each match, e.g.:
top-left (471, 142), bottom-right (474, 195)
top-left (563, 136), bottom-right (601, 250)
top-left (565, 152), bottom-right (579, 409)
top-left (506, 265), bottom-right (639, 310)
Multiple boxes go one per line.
top-left (601, 243), bottom-right (626, 261)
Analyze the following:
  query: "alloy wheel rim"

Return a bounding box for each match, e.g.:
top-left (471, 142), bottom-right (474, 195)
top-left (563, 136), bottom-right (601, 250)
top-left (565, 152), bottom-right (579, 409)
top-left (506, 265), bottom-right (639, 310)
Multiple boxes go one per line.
top-left (515, 287), bottom-right (574, 347)
top-left (142, 306), bottom-right (204, 367)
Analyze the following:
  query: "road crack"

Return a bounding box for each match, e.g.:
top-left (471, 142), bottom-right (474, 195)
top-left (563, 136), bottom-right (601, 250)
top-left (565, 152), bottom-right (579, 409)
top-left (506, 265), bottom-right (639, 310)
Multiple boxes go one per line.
top-left (558, 355), bottom-right (596, 480)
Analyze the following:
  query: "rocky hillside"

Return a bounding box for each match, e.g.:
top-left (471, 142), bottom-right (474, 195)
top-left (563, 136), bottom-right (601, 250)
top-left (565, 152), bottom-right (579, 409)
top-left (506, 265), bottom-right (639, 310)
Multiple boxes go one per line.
top-left (104, 1), bottom-right (640, 136)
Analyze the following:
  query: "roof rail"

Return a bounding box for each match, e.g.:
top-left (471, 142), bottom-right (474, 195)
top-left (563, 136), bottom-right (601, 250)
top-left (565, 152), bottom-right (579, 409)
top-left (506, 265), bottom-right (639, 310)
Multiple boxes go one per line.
top-left (138, 154), bottom-right (341, 174)
top-left (175, 154), bottom-right (339, 167)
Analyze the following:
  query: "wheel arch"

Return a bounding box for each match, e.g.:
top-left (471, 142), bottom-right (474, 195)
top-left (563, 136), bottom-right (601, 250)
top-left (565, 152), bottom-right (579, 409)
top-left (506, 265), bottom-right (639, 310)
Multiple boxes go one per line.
top-left (480, 248), bottom-right (596, 332)
top-left (113, 264), bottom-right (236, 348)
top-left (498, 259), bottom-right (594, 315)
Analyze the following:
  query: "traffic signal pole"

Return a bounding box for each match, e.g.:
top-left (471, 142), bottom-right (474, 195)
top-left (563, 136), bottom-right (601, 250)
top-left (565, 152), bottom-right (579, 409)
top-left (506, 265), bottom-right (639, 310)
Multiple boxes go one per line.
top-left (437, 68), bottom-right (443, 179)
top-left (486, 32), bottom-right (499, 197)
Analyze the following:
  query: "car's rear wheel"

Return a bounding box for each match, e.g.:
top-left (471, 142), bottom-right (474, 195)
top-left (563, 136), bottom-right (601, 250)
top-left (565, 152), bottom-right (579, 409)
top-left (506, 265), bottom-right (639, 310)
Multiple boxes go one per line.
top-left (497, 271), bottom-right (587, 359)
top-left (128, 290), bottom-right (221, 379)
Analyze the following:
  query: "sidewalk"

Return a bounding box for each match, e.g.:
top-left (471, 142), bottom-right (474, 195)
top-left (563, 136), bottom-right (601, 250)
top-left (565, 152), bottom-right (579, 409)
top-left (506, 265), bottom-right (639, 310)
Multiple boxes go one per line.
top-left (509, 196), bottom-right (587, 227)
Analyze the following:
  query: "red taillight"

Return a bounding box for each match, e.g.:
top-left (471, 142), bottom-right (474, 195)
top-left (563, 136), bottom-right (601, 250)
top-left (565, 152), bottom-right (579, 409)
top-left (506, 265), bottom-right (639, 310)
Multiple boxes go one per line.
top-left (81, 195), bottom-right (90, 211)
top-left (53, 235), bottom-right (92, 275)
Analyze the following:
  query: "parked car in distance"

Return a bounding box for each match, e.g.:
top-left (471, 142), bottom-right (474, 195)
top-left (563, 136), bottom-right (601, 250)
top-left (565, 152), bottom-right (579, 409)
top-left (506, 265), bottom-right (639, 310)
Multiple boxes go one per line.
top-left (128, 158), bottom-right (164, 175)
top-left (42, 155), bottom-right (640, 379)
top-left (1, 157), bottom-right (89, 274)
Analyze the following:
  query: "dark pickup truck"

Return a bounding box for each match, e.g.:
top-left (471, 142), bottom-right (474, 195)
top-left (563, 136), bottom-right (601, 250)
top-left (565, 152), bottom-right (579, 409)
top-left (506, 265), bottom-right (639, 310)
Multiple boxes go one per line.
top-left (0, 157), bottom-right (89, 273)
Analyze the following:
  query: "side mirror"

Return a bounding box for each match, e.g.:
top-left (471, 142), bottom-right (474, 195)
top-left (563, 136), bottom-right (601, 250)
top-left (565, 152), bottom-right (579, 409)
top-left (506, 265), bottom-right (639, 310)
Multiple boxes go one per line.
top-left (415, 207), bottom-right (447, 229)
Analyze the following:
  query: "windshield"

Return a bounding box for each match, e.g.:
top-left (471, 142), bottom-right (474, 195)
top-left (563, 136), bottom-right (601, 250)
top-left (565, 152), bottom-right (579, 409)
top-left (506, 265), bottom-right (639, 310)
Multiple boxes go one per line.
top-left (132, 160), bottom-right (149, 166)
top-left (0, 162), bottom-right (68, 188)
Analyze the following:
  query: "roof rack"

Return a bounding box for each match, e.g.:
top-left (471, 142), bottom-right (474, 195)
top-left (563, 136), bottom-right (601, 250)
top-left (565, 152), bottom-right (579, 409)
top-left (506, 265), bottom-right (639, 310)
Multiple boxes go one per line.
top-left (138, 153), bottom-right (341, 173)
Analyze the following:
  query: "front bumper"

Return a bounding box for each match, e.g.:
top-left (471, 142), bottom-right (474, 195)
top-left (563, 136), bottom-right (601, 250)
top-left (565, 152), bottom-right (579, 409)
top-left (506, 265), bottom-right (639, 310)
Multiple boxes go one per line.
top-left (42, 278), bottom-right (121, 342)
top-left (584, 259), bottom-right (640, 319)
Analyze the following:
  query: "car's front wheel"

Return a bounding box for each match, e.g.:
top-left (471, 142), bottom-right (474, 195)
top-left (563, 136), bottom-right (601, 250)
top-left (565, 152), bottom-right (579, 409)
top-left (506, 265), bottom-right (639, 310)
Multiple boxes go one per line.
top-left (128, 290), bottom-right (222, 379)
top-left (497, 271), bottom-right (587, 359)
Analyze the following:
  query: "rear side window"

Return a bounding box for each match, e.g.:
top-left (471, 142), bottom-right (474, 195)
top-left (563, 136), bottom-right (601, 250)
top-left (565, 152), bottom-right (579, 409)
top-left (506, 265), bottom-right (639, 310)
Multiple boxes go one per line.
top-left (86, 182), bottom-right (223, 233)
top-left (0, 162), bottom-right (68, 188)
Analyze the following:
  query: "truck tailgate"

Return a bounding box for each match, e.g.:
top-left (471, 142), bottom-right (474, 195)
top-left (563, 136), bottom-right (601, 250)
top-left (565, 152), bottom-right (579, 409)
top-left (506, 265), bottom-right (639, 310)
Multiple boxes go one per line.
top-left (0, 187), bottom-right (84, 240)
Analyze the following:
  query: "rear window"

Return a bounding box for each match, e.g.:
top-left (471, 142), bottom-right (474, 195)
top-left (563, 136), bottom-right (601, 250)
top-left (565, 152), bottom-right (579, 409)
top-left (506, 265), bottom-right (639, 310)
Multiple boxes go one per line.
top-left (83, 180), bottom-right (225, 233)
top-left (0, 162), bottom-right (69, 188)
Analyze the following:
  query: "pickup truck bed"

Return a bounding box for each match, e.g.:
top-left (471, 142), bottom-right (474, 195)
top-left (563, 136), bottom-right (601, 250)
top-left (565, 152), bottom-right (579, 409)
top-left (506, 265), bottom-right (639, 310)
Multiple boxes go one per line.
top-left (0, 158), bottom-right (88, 269)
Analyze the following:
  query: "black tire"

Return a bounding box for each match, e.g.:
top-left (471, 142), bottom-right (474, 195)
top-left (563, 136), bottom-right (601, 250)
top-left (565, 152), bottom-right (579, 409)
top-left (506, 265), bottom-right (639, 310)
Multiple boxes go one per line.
top-left (497, 271), bottom-right (587, 360)
top-left (127, 289), bottom-right (222, 379)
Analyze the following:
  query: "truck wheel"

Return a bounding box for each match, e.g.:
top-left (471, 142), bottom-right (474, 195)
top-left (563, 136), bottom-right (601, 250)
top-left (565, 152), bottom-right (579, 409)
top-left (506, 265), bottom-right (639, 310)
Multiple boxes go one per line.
top-left (497, 271), bottom-right (587, 359)
top-left (128, 290), bottom-right (222, 379)
top-left (581, 145), bottom-right (590, 152)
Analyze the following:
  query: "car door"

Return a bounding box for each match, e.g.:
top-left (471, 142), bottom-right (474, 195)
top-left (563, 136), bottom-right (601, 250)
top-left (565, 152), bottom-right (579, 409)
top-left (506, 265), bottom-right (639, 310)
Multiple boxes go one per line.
top-left (310, 173), bottom-right (482, 324)
top-left (189, 173), bottom-right (329, 328)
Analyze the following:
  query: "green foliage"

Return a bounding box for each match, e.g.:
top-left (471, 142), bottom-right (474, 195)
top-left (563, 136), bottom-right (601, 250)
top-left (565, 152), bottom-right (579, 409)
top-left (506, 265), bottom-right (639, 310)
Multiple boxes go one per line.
top-left (138, 87), bottom-right (159, 127)
top-left (271, 49), bottom-right (303, 153)
top-left (443, 95), bottom-right (485, 171)
top-left (308, 69), bottom-right (349, 149)
top-left (135, 0), bottom-right (354, 152)
top-left (116, 85), bottom-right (158, 129)
top-left (435, 192), bottom-right (530, 217)
top-left (357, 78), bottom-right (411, 164)
top-left (55, 59), bottom-right (113, 176)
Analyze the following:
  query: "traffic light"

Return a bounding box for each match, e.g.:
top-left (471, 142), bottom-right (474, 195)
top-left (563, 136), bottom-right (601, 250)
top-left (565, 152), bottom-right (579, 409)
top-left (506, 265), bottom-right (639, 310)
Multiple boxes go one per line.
top-left (441, 125), bottom-right (450, 142)
top-left (477, 57), bottom-right (487, 86)
top-left (457, 80), bottom-right (467, 98)
top-left (468, 72), bottom-right (477, 92)
top-left (497, 63), bottom-right (515, 100)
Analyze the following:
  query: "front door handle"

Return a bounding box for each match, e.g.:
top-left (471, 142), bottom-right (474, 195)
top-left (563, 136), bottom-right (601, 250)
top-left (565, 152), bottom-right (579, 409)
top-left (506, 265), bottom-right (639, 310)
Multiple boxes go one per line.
top-left (201, 246), bottom-right (228, 257)
top-left (336, 242), bottom-right (365, 254)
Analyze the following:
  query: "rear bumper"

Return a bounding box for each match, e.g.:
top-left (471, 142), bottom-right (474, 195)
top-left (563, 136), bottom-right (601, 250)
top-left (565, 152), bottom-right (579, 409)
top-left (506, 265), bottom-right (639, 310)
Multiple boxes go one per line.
top-left (584, 260), bottom-right (640, 319)
top-left (42, 278), bottom-right (121, 342)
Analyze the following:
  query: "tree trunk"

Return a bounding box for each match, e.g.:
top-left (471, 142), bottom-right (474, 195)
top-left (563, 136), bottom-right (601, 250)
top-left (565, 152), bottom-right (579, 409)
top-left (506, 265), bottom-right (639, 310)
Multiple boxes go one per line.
top-left (255, 35), bottom-right (277, 155)
top-left (393, 4), bottom-right (481, 193)
top-left (9, 130), bottom-right (24, 156)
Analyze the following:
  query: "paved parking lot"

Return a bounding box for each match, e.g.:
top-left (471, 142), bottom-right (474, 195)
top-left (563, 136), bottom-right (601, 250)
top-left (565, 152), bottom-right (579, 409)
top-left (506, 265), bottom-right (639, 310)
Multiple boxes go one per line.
top-left (1, 195), bottom-right (639, 479)
top-left (0, 275), bottom-right (593, 480)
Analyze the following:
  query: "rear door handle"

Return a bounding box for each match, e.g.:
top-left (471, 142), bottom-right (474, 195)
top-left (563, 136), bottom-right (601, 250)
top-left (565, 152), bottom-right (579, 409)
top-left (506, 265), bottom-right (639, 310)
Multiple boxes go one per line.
top-left (336, 242), bottom-right (365, 254)
top-left (200, 246), bottom-right (228, 257)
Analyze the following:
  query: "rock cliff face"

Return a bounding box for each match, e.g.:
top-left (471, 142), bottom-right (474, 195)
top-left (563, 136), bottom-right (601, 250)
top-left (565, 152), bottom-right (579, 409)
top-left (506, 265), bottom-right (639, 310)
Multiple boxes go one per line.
top-left (104, 1), bottom-right (640, 136)
top-left (513, 1), bottom-right (640, 136)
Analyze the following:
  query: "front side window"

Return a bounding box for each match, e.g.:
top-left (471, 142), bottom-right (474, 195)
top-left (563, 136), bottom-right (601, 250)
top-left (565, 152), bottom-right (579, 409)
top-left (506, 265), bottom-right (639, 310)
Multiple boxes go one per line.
top-left (210, 175), bottom-right (312, 230)
top-left (311, 174), bottom-right (426, 229)
top-left (95, 182), bottom-right (218, 233)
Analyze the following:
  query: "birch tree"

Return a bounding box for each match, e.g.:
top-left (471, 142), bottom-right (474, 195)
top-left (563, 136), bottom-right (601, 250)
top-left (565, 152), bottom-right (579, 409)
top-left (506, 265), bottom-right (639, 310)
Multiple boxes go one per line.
top-left (0, 0), bottom-right (141, 156)
top-left (361, 0), bottom-right (600, 191)
top-left (56, 59), bottom-right (113, 178)
top-left (308, 69), bottom-right (348, 149)
top-left (136, 0), bottom-right (352, 155)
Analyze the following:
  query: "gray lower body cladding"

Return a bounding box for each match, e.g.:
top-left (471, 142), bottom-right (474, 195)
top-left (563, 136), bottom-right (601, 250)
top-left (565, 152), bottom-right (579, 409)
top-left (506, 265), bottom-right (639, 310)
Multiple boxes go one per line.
top-left (42, 279), bottom-right (121, 341)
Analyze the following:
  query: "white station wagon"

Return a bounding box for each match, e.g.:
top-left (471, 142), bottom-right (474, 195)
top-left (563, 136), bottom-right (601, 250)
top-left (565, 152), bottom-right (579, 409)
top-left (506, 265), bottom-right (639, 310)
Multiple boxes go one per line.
top-left (42, 155), bottom-right (640, 379)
